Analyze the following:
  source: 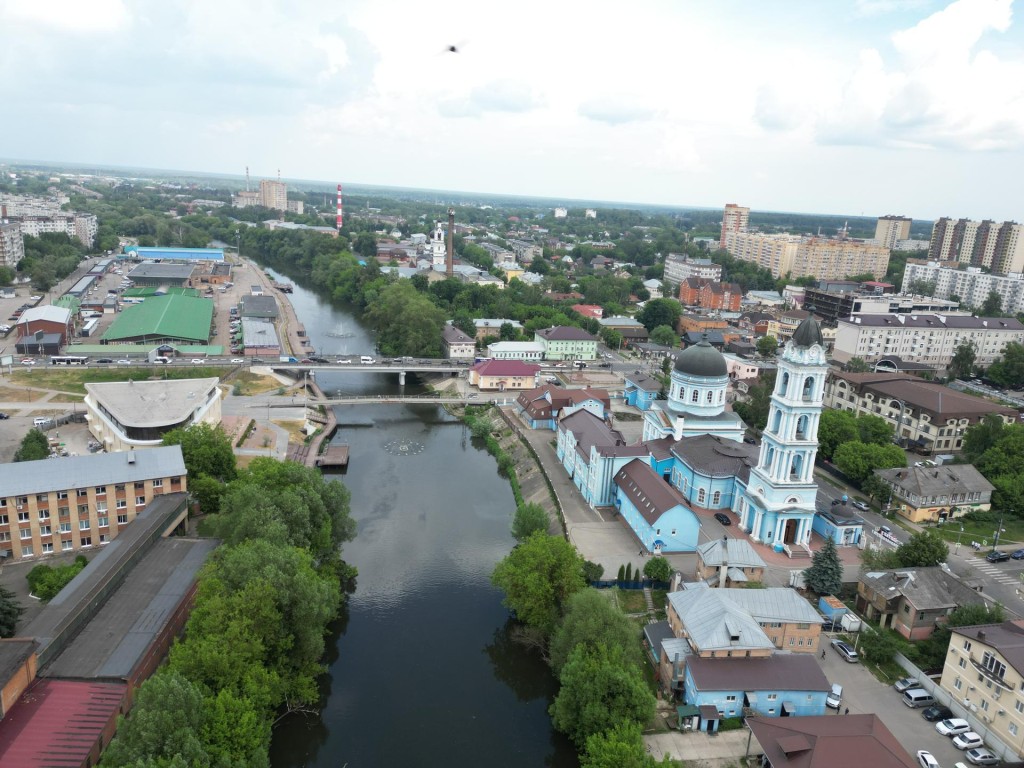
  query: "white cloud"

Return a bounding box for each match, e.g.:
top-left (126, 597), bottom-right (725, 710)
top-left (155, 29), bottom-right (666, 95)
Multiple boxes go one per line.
top-left (578, 96), bottom-right (656, 126)
top-left (0, 0), bottom-right (129, 32)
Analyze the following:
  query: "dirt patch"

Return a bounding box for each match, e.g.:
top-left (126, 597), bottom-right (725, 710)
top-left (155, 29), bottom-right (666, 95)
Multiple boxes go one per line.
top-left (0, 385), bottom-right (44, 401)
top-left (272, 419), bottom-right (307, 442)
top-left (235, 454), bottom-right (263, 470)
top-left (221, 415), bottom-right (251, 444)
top-left (11, 367), bottom-right (227, 395)
top-left (48, 393), bottom-right (85, 403)
top-left (240, 422), bottom-right (276, 451)
top-left (231, 371), bottom-right (287, 396)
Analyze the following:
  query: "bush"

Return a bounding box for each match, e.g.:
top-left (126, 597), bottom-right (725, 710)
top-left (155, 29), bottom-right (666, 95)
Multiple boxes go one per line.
top-left (26, 555), bottom-right (88, 601)
top-left (642, 556), bottom-right (671, 583)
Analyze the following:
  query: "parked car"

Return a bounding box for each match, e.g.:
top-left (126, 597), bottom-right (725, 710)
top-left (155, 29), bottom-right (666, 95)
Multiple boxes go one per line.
top-left (894, 677), bottom-right (919, 693)
top-left (1012, 549), bottom-right (1024, 560)
top-left (743, 437), bottom-right (757, 444)
top-left (986, 550), bottom-right (1010, 563)
top-left (713, 512), bottom-right (732, 526)
top-left (922, 705), bottom-right (954, 722)
top-left (852, 500), bottom-right (870, 512)
top-left (952, 732), bottom-right (984, 750)
top-left (820, 619), bottom-right (840, 632)
top-left (0, 412), bottom-right (8, 420)
top-left (916, 751), bottom-right (940, 768)
top-left (825, 683), bottom-right (842, 710)
top-left (831, 639), bottom-right (859, 663)
top-left (936, 718), bottom-right (971, 736)
top-left (965, 747), bottom-right (1000, 765)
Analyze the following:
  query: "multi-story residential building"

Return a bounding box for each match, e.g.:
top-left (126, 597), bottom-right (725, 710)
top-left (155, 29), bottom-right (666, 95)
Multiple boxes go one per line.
top-left (874, 464), bottom-right (995, 524)
top-left (441, 323), bottom-right (475, 360)
top-left (467, 359), bottom-right (539, 391)
top-left (0, 445), bottom-right (187, 562)
top-left (939, 621), bottom-right (1024, 760)
top-left (473, 318), bottom-right (524, 341)
top-left (893, 238), bottom-right (931, 251)
top-left (929, 217), bottom-right (1024, 273)
top-left (903, 261), bottom-right (1024, 315)
top-left (720, 203), bottom-right (750, 246)
top-left (0, 220), bottom-right (24, 268)
top-left (663, 253), bottom-right (723, 285)
top-left (857, 566), bottom-right (988, 640)
top-left (874, 215), bottom-right (912, 249)
top-left (259, 179), bottom-right (288, 212)
top-left (286, 199), bottom-right (304, 215)
top-left (678, 278), bottom-right (743, 312)
top-left (723, 231), bottom-right (890, 281)
top-left (803, 287), bottom-right (963, 327)
top-left (534, 325), bottom-right (598, 361)
top-left (834, 313), bottom-right (1024, 368)
top-left (823, 371), bottom-right (1018, 453)
top-left (11, 213), bottom-right (98, 248)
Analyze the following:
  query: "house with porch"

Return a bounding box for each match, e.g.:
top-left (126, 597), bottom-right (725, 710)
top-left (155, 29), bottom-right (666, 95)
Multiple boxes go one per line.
top-left (514, 385), bottom-right (610, 430)
top-left (856, 567), bottom-right (987, 640)
top-left (613, 459), bottom-right (700, 553)
top-left (623, 371), bottom-right (661, 411)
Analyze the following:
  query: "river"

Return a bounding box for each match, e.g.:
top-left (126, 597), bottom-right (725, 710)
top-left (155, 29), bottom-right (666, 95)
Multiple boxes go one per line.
top-left (262, 268), bottom-right (578, 768)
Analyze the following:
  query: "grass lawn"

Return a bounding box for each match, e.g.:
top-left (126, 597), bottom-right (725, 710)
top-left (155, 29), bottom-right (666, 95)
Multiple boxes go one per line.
top-left (232, 371), bottom-right (286, 396)
top-left (615, 588), bottom-right (648, 614)
top-left (0, 384), bottom-right (43, 401)
top-left (48, 392), bottom-right (85, 403)
top-left (12, 367), bottom-right (226, 395)
top-left (927, 517), bottom-right (1024, 547)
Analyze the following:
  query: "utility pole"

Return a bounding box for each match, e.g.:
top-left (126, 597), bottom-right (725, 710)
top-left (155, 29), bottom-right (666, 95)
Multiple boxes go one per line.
top-left (993, 513), bottom-right (1008, 551)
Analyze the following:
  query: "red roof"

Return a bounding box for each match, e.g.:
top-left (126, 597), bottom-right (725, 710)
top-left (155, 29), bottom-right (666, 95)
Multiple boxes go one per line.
top-left (472, 360), bottom-right (540, 377)
top-left (571, 304), bottom-right (604, 319)
top-left (0, 679), bottom-right (127, 767)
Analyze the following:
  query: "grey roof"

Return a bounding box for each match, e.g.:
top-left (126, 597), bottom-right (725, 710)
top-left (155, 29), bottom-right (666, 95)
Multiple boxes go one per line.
top-left (697, 538), bottom-right (767, 570)
top-left (861, 567), bottom-right (987, 612)
top-left (0, 444), bottom-right (186, 498)
top-left (687, 654), bottom-right (830, 693)
top-left (17, 305), bottom-right (71, 326)
top-left (474, 318), bottom-right (523, 330)
top-left (792, 316), bottom-right (824, 348)
top-left (674, 339), bottom-right (727, 377)
top-left (127, 261), bottom-right (195, 280)
top-left (241, 317), bottom-right (280, 348)
top-left (238, 294), bottom-right (279, 317)
top-left (442, 324), bottom-right (474, 344)
top-left (950, 621), bottom-right (1024, 677)
top-left (537, 325), bottom-right (597, 341)
top-left (842, 314), bottom-right (1024, 330)
top-left (671, 435), bottom-right (758, 479)
top-left (85, 378), bottom-right (219, 428)
top-left (625, 372), bottom-right (661, 392)
top-left (558, 410), bottom-right (644, 462)
top-left (667, 585), bottom-right (776, 652)
top-left (599, 316), bottom-right (644, 327)
top-left (875, 464), bottom-right (995, 499)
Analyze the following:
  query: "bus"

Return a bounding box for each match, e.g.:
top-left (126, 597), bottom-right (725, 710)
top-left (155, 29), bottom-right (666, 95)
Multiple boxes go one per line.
top-left (50, 355), bottom-right (89, 366)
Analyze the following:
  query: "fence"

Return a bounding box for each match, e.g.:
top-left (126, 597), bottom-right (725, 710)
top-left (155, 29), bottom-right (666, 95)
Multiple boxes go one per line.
top-left (38, 412), bottom-right (87, 430)
top-left (591, 579), bottom-right (670, 590)
top-left (892, 652), bottom-right (1018, 763)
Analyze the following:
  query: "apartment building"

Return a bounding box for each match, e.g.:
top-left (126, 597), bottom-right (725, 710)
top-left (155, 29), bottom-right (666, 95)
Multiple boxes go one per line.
top-left (823, 371), bottom-right (1018, 453)
top-left (940, 621), bottom-right (1024, 760)
top-left (720, 203), bottom-right (749, 246)
top-left (723, 231), bottom-right (889, 281)
top-left (678, 278), bottom-right (743, 311)
top-left (874, 215), bottom-right (912, 249)
top-left (804, 287), bottom-right (962, 327)
top-left (664, 253), bottom-right (723, 285)
top-left (834, 313), bottom-right (1024, 368)
top-left (929, 218), bottom-right (1024, 273)
top-left (259, 179), bottom-right (288, 211)
top-left (0, 221), bottom-right (24, 268)
top-left (903, 262), bottom-right (1024, 315)
top-left (0, 445), bottom-right (187, 562)
top-left (10, 213), bottom-right (98, 248)
top-left (534, 325), bottom-right (598, 360)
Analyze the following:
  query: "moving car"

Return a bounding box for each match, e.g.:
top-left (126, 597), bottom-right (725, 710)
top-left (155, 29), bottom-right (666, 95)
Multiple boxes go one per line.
top-left (231, 358), bottom-right (245, 364)
top-left (894, 677), bottom-right (919, 693)
top-left (831, 639), bottom-right (859, 663)
top-left (986, 550), bottom-right (1010, 563)
top-left (936, 718), bottom-right (971, 736)
top-left (952, 732), bottom-right (984, 750)
top-left (95, 358), bottom-right (113, 364)
top-left (190, 359), bottom-right (205, 364)
top-left (965, 748), bottom-right (1000, 765)
top-left (335, 358), bottom-right (352, 364)
top-left (116, 359), bottom-right (132, 365)
top-left (916, 751), bottom-right (940, 768)
top-left (0, 412), bottom-right (8, 420)
top-left (714, 512), bottom-right (732, 526)
top-left (922, 705), bottom-right (954, 722)
top-left (20, 358), bottom-right (35, 365)
top-left (852, 500), bottom-right (870, 511)
top-left (1012, 549), bottom-right (1024, 560)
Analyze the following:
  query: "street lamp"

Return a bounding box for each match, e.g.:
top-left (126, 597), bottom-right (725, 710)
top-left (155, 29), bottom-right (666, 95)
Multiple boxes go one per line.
top-left (955, 524), bottom-right (965, 555)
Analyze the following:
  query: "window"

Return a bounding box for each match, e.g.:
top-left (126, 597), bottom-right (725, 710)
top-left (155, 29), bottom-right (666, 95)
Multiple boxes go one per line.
top-left (21, 545), bottom-right (33, 558)
top-left (41, 542), bottom-right (53, 554)
top-left (39, 525), bottom-right (51, 536)
top-left (56, 491), bottom-right (67, 500)
top-left (0, 532), bottom-right (9, 542)
top-left (17, 511), bottom-right (29, 523)
top-left (114, 484), bottom-right (125, 492)
top-left (134, 482), bottom-right (145, 491)
top-left (116, 499), bottom-right (126, 509)
top-left (19, 529), bottom-right (32, 540)
top-left (959, 658), bottom-right (967, 669)
top-left (80, 536), bottom-right (92, 547)
top-left (767, 694), bottom-right (777, 701)
top-left (59, 523), bottom-right (71, 533)
top-left (117, 514), bottom-right (128, 525)
top-left (58, 507), bottom-right (69, 518)
top-left (1016, 700), bottom-right (1024, 714)
top-left (61, 540), bottom-right (72, 551)
top-left (36, 494), bottom-right (48, 503)
top-left (79, 519), bottom-right (90, 531)
top-left (95, 486), bottom-right (106, 495)
top-left (77, 504), bottom-right (88, 516)
top-left (76, 488), bottom-right (88, 498)
top-left (983, 652), bottom-right (1007, 681)
top-left (725, 695), bottom-right (736, 702)
top-left (136, 496), bottom-right (146, 507)
top-left (153, 479), bottom-right (163, 488)
top-left (691, 390), bottom-right (699, 403)
top-left (981, 699), bottom-right (990, 712)
top-left (712, 491), bottom-right (721, 505)
top-left (964, 640), bottom-right (973, 651)
top-left (38, 508), bottom-right (49, 520)
top-left (698, 489), bottom-right (706, 505)
top-left (955, 678), bottom-right (963, 690)
top-left (0, 514), bottom-right (7, 525)
top-left (706, 391), bottom-right (713, 403)
top-left (1011, 723), bottom-right (1019, 737)
top-left (97, 517), bottom-right (109, 528)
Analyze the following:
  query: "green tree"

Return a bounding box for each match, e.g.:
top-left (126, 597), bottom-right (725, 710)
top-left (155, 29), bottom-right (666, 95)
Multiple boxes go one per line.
top-left (858, 628), bottom-right (899, 665)
top-left (511, 502), bottom-right (549, 542)
top-left (642, 556), bottom-right (671, 583)
top-left (732, 370), bottom-right (777, 432)
top-left (550, 643), bottom-right (656, 746)
top-left (949, 341), bottom-right (977, 380)
top-left (581, 721), bottom-right (658, 768)
top-left (582, 560), bottom-right (604, 582)
top-left (549, 589), bottom-right (643, 675)
top-left (499, 321), bottom-right (519, 341)
top-left (803, 537), bottom-right (842, 596)
top-left (817, 410), bottom-right (858, 461)
top-left (833, 441), bottom-right (906, 484)
top-left (491, 532), bottom-right (586, 638)
top-left (13, 428), bottom-right (49, 462)
top-left (364, 280), bottom-right (447, 357)
top-left (200, 687), bottom-right (270, 767)
top-left (100, 671), bottom-right (211, 768)
top-left (962, 413), bottom-right (1008, 462)
top-left (861, 473), bottom-right (891, 505)
top-left (845, 357), bottom-right (871, 373)
top-left (755, 335), bottom-right (778, 357)
top-left (649, 325), bottom-right (679, 348)
top-left (981, 290), bottom-right (1005, 317)
top-left (0, 265), bottom-right (14, 285)
top-left (913, 603), bottom-right (1006, 670)
top-left (986, 342), bottom-right (1024, 390)
top-left (0, 586), bottom-right (25, 638)
top-left (636, 298), bottom-right (682, 332)
top-left (162, 423), bottom-right (237, 482)
top-left (189, 474), bottom-right (226, 515)
top-left (895, 529), bottom-right (949, 567)
top-left (857, 414), bottom-right (894, 446)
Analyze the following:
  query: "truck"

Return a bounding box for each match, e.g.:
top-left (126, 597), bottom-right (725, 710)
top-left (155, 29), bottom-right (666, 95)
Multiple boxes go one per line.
top-left (840, 613), bottom-right (862, 633)
top-left (279, 356), bottom-right (299, 363)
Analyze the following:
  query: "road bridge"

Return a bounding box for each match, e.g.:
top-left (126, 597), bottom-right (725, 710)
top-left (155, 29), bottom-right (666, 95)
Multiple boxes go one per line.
top-left (259, 394), bottom-right (516, 407)
top-left (264, 362), bottom-right (467, 385)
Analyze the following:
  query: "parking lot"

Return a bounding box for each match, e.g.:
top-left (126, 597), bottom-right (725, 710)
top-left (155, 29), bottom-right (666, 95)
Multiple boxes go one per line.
top-left (820, 638), bottom-right (986, 767)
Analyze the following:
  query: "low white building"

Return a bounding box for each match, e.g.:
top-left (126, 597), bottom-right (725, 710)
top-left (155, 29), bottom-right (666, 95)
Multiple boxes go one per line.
top-left (486, 341), bottom-right (545, 361)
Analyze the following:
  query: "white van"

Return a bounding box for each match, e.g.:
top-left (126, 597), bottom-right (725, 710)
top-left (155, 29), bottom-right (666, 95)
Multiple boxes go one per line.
top-left (33, 417), bottom-right (51, 427)
top-left (360, 356), bottom-right (376, 365)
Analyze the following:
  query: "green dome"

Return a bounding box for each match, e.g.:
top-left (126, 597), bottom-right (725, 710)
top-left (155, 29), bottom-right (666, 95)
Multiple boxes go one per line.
top-left (674, 340), bottom-right (727, 377)
top-left (792, 316), bottom-right (824, 348)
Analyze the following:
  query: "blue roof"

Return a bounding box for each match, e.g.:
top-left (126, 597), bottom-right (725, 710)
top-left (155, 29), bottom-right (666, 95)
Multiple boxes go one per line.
top-left (126, 246), bottom-right (224, 262)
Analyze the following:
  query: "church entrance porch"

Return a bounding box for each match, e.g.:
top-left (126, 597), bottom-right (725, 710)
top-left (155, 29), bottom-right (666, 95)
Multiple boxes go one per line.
top-left (783, 519), bottom-right (799, 544)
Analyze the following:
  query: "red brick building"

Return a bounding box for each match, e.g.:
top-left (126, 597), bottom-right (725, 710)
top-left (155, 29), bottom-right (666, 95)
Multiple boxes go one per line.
top-left (678, 278), bottom-right (742, 312)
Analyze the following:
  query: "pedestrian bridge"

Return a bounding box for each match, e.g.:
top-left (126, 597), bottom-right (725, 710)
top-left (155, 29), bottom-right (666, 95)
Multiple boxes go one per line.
top-left (262, 394), bottom-right (516, 407)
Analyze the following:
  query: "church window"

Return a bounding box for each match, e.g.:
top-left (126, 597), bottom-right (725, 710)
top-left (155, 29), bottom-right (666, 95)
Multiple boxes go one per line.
top-left (802, 377), bottom-right (815, 400)
top-left (787, 497), bottom-right (798, 504)
top-left (707, 391), bottom-right (713, 404)
top-left (779, 372), bottom-right (790, 396)
top-left (691, 389), bottom-right (699, 403)
top-left (712, 491), bottom-right (721, 505)
top-left (718, 390), bottom-right (723, 403)
top-left (698, 488), bottom-right (706, 505)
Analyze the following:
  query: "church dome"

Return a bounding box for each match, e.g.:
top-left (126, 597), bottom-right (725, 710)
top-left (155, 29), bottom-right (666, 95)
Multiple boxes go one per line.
top-left (674, 340), bottom-right (727, 378)
top-left (792, 316), bottom-right (824, 348)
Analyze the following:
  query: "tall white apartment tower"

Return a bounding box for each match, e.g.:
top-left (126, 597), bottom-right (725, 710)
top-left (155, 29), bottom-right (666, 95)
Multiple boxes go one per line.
top-left (874, 215), bottom-right (912, 249)
top-left (721, 203), bottom-right (750, 245)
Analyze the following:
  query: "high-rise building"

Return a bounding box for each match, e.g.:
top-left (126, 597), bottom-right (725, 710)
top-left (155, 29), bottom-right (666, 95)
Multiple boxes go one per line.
top-left (721, 203), bottom-right (750, 246)
top-left (902, 261), bottom-right (1024, 314)
top-left (874, 215), bottom-right (912, 249)
top-left (722, 231), bottom-right (890, 281)
top-left (928, 217), bottom-right (1024, 273)
top-left (0, 221), bottom-right (25, 268)
top-left (259, 180), bottom-right (288, 212)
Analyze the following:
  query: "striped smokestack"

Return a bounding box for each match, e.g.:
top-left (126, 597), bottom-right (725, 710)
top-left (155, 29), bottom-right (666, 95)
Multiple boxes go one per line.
top-left (336, 184), bottom-right (343, 232)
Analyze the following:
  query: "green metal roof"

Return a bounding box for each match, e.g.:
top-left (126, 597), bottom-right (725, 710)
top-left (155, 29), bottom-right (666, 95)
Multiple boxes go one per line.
top-left (54, 295), bottom-right (81, 313)
top-left (63, 344), bottom-right (225, 355)
top-left (122, 286), bottom-right (201, 298)
top-left (102, 295), bottom-right (213, 343)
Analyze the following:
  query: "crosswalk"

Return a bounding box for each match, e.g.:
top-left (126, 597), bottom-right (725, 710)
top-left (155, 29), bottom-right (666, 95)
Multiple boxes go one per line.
top-left (970, 557), bottom-right (1022, 586)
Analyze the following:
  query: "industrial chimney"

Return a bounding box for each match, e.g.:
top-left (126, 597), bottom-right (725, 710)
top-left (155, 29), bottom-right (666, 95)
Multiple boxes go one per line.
top-left (446, 207), bottom-right (455, 277)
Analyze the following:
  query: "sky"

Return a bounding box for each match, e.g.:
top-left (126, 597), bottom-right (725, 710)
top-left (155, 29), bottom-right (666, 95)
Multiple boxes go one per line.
top-left (1, 0), bottom-right (1023, 221)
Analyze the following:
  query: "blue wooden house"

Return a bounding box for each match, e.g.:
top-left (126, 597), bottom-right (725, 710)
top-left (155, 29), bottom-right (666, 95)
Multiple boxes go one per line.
top-left (623, 372), bottom-right (661, 411)
top-left (613, 459), bottom-right (700, 553)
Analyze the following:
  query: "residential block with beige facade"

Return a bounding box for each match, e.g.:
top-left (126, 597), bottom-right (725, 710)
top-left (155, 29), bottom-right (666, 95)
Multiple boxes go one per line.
top-left (723, 230), bottom-right (890, 281)
top-left (0, 445), bottom-right (187, 563)
top-left (929, 217), bottom-right (1024, 273)
top-left (939, 621), bottom-right (1024, 761)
